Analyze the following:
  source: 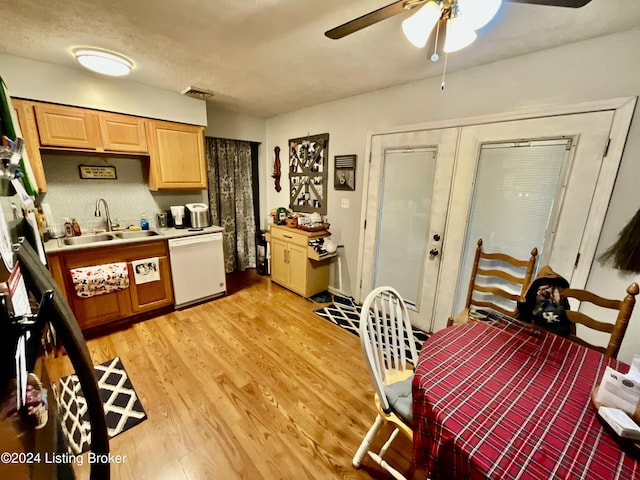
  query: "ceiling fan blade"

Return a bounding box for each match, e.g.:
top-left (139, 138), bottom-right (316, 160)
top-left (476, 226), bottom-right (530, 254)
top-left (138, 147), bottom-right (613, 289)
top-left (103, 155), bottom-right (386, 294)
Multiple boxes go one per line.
top-left (325, 0), bottom-right (427, 39)
top-left (506, 0), bottom-right (592, 7)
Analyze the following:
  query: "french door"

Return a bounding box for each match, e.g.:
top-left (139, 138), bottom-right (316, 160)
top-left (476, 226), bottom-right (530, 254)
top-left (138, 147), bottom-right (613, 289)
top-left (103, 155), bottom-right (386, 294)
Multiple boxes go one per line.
top-left (437, 110), bottom-right (615, 331)
top-left (359, 128), bottom-right (459, 332)
top-left (358, 99), bottom-right (635, 333)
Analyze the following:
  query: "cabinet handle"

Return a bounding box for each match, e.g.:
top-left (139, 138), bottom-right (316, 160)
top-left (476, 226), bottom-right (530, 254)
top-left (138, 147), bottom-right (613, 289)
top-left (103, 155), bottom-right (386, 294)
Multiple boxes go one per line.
top-left (283, 235), bottom-right (293, 239)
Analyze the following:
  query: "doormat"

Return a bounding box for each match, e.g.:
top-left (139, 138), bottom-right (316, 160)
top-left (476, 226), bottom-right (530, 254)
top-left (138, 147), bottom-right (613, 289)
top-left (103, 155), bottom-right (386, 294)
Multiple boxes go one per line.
top-left (53, 357), bottom-right (147, 454)
top-left (314, 295), bottom-right (429, 354)
top-left (309, 290), bottom-right (332, 303)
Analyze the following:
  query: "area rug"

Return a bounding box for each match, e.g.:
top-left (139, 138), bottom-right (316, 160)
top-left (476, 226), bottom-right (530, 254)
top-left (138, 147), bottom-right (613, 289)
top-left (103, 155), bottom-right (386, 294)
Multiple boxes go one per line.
top-left (53, 357), bottom-right (147, 454)
top-left (309, 290), bottom-right (333, 303)
top-left (314, 295), bottom-right (429, 354)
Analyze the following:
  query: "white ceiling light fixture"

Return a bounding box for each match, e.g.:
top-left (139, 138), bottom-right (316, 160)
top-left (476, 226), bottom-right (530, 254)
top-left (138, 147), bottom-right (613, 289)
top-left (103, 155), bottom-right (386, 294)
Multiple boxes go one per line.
top-left (401, 0), bottom-right (501, 53)
top-left (399, 0), bottom-right (502, 89)
top-left (457, 0), bottom-right (503, 31)
top-left (73, 48), bottom-right (133, 76)
top-left (443, 16), bottom-right (478, 53)
top-left (402, 1), bottom-right (443, 48)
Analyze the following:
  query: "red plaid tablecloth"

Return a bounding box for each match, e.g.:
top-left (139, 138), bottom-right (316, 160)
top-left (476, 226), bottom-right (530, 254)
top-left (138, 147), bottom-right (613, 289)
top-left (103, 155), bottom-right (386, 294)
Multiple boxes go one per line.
top-left (412, 321), bottom-right (640, 480)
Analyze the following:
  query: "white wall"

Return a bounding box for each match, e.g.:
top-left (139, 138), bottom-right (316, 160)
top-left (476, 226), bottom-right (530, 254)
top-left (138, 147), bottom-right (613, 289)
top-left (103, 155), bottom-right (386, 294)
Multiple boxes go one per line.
top-left (264, 27), bottom-right (640, 363)
top-left (0, 53), bottom-right (207, 125)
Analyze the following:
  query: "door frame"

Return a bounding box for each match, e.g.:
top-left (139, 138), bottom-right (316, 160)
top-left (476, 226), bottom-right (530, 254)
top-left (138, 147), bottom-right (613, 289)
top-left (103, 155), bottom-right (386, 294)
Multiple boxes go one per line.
top-left (356, 97), bottom-right (637, 329)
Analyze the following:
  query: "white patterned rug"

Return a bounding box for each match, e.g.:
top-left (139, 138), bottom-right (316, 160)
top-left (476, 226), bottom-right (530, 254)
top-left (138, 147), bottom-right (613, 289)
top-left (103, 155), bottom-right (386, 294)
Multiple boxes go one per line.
top-left (314, 295), bottom-right (429, 354)
top-left (53, 357), bottom-right (147, 454)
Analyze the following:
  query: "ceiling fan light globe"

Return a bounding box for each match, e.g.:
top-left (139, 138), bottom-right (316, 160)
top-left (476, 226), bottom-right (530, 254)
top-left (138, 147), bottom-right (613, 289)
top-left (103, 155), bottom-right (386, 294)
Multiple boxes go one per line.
top-left (444, 17), bottom-right (477, 53)
top-left (401, 1), bottom-right (443, 48)
top-left (457, 0), bottom-right (503, 31)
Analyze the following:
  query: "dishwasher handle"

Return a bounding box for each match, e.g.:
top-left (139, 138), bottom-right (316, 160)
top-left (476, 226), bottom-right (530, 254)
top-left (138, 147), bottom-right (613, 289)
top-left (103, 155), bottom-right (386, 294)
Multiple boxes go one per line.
top-left (169, 232), bottom-right (222, 248)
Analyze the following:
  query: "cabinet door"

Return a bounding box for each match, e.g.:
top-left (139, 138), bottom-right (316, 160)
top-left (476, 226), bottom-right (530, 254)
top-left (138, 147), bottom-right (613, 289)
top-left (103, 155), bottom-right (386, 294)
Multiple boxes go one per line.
top-left (11, 99), bottom-right (47, 192)
top-left (129, 256), bottom-right (173, 313)
top-left (147, 120), bottom-right (207, 190)
top-left (287, 243), bottom-right (308, 295)
top-left (270, 238), bottom-right (289, 287)
top-left (69, 289), bottom-right (133, 331)
top-left (98, 113), bottom-right (148, 153)
top-left (34, 103), bottom-right (102, 150)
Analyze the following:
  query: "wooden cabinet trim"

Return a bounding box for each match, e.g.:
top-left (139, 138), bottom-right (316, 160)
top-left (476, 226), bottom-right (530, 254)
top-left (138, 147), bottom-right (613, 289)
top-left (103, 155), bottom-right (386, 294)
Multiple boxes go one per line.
top-left (12, 99), bottom-right (47, 192)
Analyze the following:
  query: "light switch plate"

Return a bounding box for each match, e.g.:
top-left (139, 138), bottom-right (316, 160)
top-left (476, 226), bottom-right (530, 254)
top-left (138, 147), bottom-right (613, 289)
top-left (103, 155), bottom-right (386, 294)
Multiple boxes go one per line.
top-left (341, 199), bottom-right (349, 209)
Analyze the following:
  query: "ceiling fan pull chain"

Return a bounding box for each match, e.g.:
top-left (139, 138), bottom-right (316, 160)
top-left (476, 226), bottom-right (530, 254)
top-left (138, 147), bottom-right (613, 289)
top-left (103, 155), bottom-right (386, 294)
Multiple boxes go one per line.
top-left (441, 52), bottom-right (448, 90)
top-left (431, 20), bottom-right (441, 62)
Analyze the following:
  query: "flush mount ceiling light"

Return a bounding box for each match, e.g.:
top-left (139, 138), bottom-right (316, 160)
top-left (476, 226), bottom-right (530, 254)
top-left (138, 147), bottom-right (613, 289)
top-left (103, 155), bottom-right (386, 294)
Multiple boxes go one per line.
top-left (73, 48), bottom-right (133, 76)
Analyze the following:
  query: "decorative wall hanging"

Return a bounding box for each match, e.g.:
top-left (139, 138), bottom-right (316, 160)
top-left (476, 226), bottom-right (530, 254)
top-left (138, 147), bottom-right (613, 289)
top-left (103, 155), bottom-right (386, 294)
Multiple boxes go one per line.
top-left (334, 154), bottom-right (356, 191)
top-left (289, 133), bottom-right (329, 215)
top-left (78, 165), bottom-right (117, 180)
top-left (599, 207), bottom-right (640, 273)
top-left (272, 146), bottom-right (282, 192)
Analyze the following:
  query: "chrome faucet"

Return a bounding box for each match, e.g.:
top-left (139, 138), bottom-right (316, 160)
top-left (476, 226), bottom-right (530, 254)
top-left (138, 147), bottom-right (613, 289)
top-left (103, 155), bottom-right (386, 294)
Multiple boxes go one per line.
top-left (94, 198), bottom-right (113, 232)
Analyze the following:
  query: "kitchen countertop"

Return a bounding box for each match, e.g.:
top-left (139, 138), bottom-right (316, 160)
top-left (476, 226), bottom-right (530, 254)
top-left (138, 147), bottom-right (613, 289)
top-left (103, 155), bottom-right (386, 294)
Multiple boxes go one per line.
top-left (44, 226), bottom-right (224, 254)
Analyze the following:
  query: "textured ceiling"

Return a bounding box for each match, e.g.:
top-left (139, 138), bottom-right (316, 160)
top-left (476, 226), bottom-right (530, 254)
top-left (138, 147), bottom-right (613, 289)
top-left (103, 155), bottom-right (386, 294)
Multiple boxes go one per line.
top-left (0, 0), bottom-right (639, 118)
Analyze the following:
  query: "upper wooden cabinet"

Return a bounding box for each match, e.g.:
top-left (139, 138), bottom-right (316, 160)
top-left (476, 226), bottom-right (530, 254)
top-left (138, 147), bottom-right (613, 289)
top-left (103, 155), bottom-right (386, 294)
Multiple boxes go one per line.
top-left (34, 103), bottom-right (102, 150)
top-left (146, 119), bottom-right (207, 190)
top-left (98, 112), bottom-right (148, 153)
top-left (10, 99), bottom-right (207, 192)
top-left (33, 103), bottom-right (149, 154)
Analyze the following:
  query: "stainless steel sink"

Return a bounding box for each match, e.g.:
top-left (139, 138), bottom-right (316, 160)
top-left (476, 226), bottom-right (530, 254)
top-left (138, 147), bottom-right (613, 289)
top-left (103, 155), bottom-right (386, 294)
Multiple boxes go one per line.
top-left (114, 230), bottom-right (160, 239)
top-left (63, 233), bottom-right (114, 245)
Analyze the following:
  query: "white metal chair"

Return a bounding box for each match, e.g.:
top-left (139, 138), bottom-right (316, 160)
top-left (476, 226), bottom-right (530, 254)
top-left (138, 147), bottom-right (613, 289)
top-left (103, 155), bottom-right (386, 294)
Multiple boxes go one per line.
top-left (353, 286), bottom-right (418, 480)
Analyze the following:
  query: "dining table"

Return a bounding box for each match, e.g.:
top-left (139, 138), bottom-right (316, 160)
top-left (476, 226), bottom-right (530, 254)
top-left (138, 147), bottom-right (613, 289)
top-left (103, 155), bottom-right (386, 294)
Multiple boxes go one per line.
top-left (412, 315), bottom-right (640, 479)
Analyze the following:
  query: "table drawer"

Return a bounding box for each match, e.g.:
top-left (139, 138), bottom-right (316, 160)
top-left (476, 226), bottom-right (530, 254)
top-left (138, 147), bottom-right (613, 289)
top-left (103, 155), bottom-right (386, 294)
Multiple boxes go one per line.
top-left (270, 226), bottom-right (307, 246)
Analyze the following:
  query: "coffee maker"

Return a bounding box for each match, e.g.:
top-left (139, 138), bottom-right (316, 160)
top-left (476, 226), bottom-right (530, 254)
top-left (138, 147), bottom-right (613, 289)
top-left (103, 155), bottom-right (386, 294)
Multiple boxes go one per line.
top-left (170, 205), bottom-right (186, 228)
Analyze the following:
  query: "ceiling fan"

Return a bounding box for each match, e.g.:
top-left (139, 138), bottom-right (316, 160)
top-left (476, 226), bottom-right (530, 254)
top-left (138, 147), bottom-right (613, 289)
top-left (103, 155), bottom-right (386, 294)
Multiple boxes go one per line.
top-left (325, 0), bottom-right (593, 50)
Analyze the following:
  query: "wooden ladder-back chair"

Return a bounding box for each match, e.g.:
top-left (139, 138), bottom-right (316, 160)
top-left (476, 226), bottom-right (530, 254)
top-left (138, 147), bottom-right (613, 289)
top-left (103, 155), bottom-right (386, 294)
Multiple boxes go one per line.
top-left (449, 239), bottom-right (538, 326)
top-left (563, 282), bottom-right (639, 359)
top-left (353, 286), bottom-right (418, 480)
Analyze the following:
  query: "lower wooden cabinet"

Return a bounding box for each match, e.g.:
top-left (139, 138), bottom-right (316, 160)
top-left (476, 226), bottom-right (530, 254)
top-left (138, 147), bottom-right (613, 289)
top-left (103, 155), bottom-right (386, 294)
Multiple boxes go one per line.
top-left (129, 256), bottom-right (173, 314)
top-left (269, 225), bottom-right (334, 298)
top-left (48, 240), bottom-right (173, 332)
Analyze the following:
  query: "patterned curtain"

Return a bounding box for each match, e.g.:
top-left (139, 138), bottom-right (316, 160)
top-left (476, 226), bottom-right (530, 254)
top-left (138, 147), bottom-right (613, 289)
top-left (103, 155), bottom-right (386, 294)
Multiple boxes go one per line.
top-left (206, 137), bottom-right (256, 273)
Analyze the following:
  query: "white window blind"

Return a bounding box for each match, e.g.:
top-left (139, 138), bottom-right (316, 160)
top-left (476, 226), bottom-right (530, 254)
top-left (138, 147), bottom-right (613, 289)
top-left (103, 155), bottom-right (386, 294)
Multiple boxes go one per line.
top-left (453, 140), bottom-right (570, 314)
top-left (374, 148), bottom-right (437, 307)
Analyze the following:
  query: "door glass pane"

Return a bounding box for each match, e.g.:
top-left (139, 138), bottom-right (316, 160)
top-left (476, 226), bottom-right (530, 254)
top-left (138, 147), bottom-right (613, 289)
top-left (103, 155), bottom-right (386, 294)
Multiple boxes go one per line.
top-left (453, 140), bottom-right (570, 315)
top-left (374, 148), bottom-right (437, 307)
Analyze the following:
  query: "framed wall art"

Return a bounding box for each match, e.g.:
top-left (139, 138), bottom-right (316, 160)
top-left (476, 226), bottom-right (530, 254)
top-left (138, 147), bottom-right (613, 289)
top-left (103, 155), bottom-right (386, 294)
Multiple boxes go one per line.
top-left (334, 154), bottom-right (356, 191)
top-left (289, 133), bottom-right (329, 214)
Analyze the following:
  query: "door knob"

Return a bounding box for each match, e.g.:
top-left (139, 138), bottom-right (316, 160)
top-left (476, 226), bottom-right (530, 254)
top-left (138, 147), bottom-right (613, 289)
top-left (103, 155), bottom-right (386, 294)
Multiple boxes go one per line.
top-left (433, 234), bottom-right (441, 241)
top-left (429, 248), bottom-right (440, 256)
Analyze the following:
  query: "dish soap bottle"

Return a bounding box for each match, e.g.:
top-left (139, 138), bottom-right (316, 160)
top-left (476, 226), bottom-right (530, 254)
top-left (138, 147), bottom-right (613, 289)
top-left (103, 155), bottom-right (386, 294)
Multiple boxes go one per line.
top-left (71, 218), bottom-right (82, 236)
top-left (140, 212), bottom-right (149, 231)
top-left (64, 218), bottom-right (74, 238)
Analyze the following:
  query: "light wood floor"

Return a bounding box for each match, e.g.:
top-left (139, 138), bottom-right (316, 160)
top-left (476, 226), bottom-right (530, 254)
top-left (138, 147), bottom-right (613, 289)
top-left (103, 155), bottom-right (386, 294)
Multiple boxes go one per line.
top-left (46, 270), bottom-right (418, 480)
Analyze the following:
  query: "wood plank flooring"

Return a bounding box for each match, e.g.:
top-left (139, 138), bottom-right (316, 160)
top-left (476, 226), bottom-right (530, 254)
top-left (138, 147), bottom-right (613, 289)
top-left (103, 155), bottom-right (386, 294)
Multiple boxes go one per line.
top-left (45, 270), bottom-right (419, 480)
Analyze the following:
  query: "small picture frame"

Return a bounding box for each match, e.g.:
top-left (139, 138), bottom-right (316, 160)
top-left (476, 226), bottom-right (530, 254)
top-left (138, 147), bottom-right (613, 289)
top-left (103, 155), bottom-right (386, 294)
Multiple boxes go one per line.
top-left (334, 154), bottom-right (356, 191)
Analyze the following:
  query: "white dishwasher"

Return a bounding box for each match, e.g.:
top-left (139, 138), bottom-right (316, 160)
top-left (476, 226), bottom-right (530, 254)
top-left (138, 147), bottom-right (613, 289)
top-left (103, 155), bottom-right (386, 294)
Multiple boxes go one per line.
top-left (168, 232), bottom-right (226, 308)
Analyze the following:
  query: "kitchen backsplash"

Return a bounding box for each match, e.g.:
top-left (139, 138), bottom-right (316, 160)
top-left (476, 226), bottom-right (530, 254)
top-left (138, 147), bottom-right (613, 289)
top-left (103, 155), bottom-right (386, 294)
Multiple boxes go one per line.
top-left (41, 153), bottom-right (207, 233)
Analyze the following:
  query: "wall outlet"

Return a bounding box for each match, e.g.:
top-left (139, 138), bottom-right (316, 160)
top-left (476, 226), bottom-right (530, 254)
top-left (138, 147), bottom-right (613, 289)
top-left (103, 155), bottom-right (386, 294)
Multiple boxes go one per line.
top-left (341, 199), bottom-right (349, 209)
